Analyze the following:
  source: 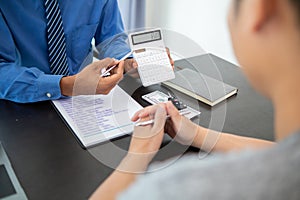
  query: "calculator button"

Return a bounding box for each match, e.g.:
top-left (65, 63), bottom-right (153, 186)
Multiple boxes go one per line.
top-left (135, 49), bottom-right (175, 87)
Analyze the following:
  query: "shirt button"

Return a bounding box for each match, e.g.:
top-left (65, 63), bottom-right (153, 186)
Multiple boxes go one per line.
top-left (46, 93), bottom-right (52, 98)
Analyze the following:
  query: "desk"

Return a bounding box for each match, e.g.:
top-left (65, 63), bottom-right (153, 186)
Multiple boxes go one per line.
top-left (0, 54), bottom-right (274, 200)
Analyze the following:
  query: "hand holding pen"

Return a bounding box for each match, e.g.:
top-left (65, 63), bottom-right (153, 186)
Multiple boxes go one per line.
top-left (101, 51), bottom-right (133, 77)
top-left (132, 102), bottom-right (199, 146)
top-left (127, 104), bottom-right (167, 158)
top-left (134, 93), bottom-right (188, 126)
top-left (64, 58), bottom-right (124, 96)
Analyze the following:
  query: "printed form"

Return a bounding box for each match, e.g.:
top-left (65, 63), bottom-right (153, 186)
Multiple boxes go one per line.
top-left (52, 86), bottom-right (143, 148)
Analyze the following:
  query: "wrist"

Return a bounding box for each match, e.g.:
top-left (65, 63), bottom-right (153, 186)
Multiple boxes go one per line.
top-left (192, 126), bottom-right (207, 149)
top-left (118, 153), bottom-right (153, 173)
top-left (60, 76), bottom-right (75, 96)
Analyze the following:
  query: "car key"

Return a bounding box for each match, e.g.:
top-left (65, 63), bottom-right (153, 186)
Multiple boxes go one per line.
top-left (168, 95), bottom-right (187, 110)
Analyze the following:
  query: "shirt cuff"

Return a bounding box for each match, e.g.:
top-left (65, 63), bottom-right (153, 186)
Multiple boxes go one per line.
top-left (37, 74), bottom-right (64, 101)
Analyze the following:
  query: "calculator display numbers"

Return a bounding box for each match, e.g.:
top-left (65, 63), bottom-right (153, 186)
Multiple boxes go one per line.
top-left (132, 30), bottom-right (162, 45)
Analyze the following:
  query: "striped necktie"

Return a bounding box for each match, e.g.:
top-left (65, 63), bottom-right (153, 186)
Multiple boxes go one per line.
top-left (45, 0), bottom-right (69, 76)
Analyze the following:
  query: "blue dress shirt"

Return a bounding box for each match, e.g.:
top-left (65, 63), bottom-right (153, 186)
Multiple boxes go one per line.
top-left (0, 0), bottom-right (130, 103)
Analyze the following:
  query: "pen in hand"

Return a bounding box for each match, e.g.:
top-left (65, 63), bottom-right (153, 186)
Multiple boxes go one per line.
top-left (135, 116), bottom-right (169, 127)
top-left (100, 51), bottom-right (133, 77)
top-left (135, 110), bottom-right (191, 127)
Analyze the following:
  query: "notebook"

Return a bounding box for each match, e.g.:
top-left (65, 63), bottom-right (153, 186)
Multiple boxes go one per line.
top-left (52, 86), bottom-right (143, 148)
top-left (162, 68), bottom-right (238, 106)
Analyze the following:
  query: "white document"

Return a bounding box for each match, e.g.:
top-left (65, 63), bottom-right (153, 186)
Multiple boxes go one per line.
top-left (52, 86), bottom-right (143, 148)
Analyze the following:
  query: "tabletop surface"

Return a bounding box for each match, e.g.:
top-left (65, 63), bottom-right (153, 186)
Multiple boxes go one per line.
top-left (0, 54), bottom-right (274, 200)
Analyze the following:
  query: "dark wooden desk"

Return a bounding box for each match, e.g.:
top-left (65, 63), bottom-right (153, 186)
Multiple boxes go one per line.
top-left (0, 54), bottom-right (274, 200)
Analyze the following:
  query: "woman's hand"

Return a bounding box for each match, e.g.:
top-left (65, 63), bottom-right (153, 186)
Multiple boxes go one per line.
top-left (132, 102), bottom-right (200, 147)
top-left (128, 104), bottom-right (167, 155)
top-left (119, 104), bottom-right (167, 173)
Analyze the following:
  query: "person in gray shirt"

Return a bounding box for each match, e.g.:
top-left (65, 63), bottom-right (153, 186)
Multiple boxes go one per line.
top-left (90, 0), bottom-right (300, 199)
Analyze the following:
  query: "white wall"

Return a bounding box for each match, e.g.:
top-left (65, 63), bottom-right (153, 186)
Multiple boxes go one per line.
top-left (145, 0), bottom-right (238, 65)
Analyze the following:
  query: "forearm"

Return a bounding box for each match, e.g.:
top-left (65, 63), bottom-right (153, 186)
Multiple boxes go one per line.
top-left (0, 63), bottom-right (64, 103)
top-left (90, 155), bottom-right (151, 200)
top-left (193, 126), bottom-right (275, 152)
top-left (90, 171), bottom-right (136, 200)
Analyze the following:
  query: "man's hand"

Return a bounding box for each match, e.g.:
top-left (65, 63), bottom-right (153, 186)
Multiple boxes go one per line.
top-left (123, 58), bottom-right (139, 77)
top-left (166, 47), bottom-right (175, 68)
top-left (60, 58), bottom-right (124, 96)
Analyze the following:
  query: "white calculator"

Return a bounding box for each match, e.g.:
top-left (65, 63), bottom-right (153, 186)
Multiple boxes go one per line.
top-left (129, 28), bottom-right (175, 87)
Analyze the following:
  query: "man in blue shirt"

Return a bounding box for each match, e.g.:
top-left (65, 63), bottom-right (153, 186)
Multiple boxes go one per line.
top-left (0, 0), bottom-right (134, 103)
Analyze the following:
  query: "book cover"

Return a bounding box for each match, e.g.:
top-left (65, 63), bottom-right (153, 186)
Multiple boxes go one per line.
top-left (162, 68), bottom-right (238, 106)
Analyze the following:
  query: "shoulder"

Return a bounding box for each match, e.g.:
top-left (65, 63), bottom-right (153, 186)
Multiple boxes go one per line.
top-left (119, 133), bottom-right (300, 200)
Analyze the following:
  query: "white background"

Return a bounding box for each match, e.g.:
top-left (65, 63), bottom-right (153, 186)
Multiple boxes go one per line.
top-left (144, 0), bottom-right (238, 65)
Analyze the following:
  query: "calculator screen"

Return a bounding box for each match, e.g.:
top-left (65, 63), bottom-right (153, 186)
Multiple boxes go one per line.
top-left (132, 30), bottom-right (161, 45)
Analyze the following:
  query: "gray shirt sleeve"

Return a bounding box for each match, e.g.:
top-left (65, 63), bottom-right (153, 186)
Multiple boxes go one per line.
top-left (118, 133), bottom-right (300, 200)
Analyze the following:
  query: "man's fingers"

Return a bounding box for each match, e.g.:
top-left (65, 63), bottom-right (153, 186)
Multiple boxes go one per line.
top-left (96, 61), bottom-right (124, 94)
top-left (132, 59), bottom-right (138, 69)
top-left (166, 47), bottom-right (170, 54)
top-left (165, 47), bottom-right (174, 68)
top-left (126, 59), bottom-right (138, 69)
top-left (108, 58), bottom-right (120, 67)
top-left (94, 58), bottom-right (116, 72)
top-left (97, 74), bottom-right (121, 94)
top-left (115, 61), bottom-right (125, 74)
top-left (102, 63), bottom-right (124, 85)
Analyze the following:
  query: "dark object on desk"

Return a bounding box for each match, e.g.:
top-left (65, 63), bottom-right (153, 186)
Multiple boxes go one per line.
top-left (0, 165), bottom-right (16, 198)
top-left (163, 68), bottom-right (238, 106)
top-left (168, 96), bottom-right (187, 110)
